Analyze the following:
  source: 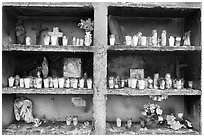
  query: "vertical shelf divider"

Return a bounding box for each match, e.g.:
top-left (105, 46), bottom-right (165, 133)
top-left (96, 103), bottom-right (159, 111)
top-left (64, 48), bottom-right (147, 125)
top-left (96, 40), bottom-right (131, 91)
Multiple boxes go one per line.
top-left (93, 3), bottom-right (108, 135)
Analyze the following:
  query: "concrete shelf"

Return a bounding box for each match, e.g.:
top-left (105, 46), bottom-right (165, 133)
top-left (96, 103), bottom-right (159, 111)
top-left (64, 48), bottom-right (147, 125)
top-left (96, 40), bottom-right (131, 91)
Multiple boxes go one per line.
top-left (107, 88), bottom-right (202, 96)
top-left (3, 44), bottom-right (95, 53)
top-left (2, 87), bottom-right (94, 95)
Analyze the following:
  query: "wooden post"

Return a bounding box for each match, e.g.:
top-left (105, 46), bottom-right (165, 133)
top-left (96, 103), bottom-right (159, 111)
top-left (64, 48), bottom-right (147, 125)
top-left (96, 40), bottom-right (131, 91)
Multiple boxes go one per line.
top-left (93, 3), bottom-right (108, 135)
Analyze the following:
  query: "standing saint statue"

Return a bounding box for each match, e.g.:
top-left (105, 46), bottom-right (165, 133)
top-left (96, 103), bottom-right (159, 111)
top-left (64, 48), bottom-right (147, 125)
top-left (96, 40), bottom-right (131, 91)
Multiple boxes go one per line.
top-left (15, 19), bottom-right (26, 44)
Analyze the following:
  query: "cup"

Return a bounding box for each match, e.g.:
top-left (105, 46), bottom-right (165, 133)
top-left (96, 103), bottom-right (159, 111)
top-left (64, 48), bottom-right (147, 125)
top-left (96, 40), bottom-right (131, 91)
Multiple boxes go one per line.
top-left (24, 78), bottom-right (31, 89)
top-left (53, 78), bottom-right (59, 88)
top-left (43, 78), bottom-right (49, 88)
top-left (20, 78), bottom-right (24, 88)
top-left (8, 77), bottom-right (15, 87)
top-left (58, 78), bottom-right (65, 88)
top-left (109, 35), bottom-right (115, 45)
top-left (87, 79), bottom-right (93, 89)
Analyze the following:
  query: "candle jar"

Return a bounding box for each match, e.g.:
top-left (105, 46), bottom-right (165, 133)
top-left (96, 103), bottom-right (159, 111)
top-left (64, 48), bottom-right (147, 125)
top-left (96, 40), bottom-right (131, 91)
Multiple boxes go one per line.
top-left (14, 75), bottom-right (20, 87)
top-left (116, 118), bottom-right (122, 127)
top-left (114, 77), bottom-right (120, 89)
top-left (109, 35), bottom-right (115, 45)
top-left (138, 79), bottom-right (146, 90)
top-left (44, 35), bottom-right (50, 45)
top-left (152, 30), bottom-right (157, 46)
top-left (159, 79), bottom-right (165, 90)
top-left (26, 37), bottom-right (32, 45)
top-left (153, 73), bottom-right (159, 89)
top-left (72, 78), bottom-right (78, 89)
top-left (49, 77), bottom-right (53, 88)
top-left (72, 37), bottom-right (76, 45)
top-left (36, 78), bottom-right (42, 88)
top-left (147, 77), bottom-right (153, 89)
top-left (132, 35), bottom-right (139, 46)
top-left (80, 39), bottom-right (84, 46)
top-left (43, 78), bottom-right (49, 88)
top-left (66, 116), bottom-right (72, 126)
top-left (76, 38), bottom-right (80, 46)
top-left (87, 79), bottom-right (93, 89)
top-left (188, 81), bottom-right (193, 89)
top-left (79, 78), bottom-right (85, 89)
top-left (121, 79), bottom-right (125, 88)
top-left (51, 35), bottom-right (58, 46)
top-left (141, 36), bottom-right (147, 46)
top-left (125, 35), bottom-right (132, 46)
top-left (109, 77), bottom-right (114, 89)
top-left (169, 36), bottom-right (175, 46)
top-left (176, 79), bottom-right (182, 90)
top-left (73, 116), bottom-right (78, 126)
top-left (137, 32), bottom-right (142, 46)
top-left (161, 30), bottom-right (167, 46)
top-left (175, 36), bottom-right (181, 46)
top-left (58, 78), bottom-right (65, 88)
top-left (62, 36), bottom-right (68, 46)
top-left (128, 78), bottom-right (132, 88)
top-left (8, 77), bottom-right (15, 87)
top-left (53, 78), bottom-right (59, 88)
top-left (131, 78), bottom-right (137, 89)
top-left (24, 78), bottom-right (31, 89)
top-left (165, 73), bottom-right (172, 89)
top-left (65, 78), bottom-right (70, 88)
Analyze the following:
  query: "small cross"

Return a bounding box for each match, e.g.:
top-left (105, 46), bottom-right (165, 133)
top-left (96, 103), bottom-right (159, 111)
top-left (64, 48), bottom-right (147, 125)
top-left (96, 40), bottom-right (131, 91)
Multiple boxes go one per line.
top-left (32, 24), bottom-right (48, 45)
top-left (48, 27), bottom-right (63, 46)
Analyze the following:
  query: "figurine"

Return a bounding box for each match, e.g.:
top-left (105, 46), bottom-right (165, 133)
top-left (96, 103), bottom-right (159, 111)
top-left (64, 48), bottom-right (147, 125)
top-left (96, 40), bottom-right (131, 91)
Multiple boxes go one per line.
top-left (183, 31), bottom-right (191, 46)
top-left (147, 77), bottom-right (153, 89)
top-left (14, 75), bottom-right (20, 86)
top-left (32, 24), bottom-right (48, 45)
top-left (165, 73), bottom-right (172, 89)
top-left (126, 118), bottom-right (132, 128)
top-left (15, 19), bottom-right (26, 44)
top-left (152, 30), bottom-right (157, 46)
top-left (153, 73), bottom-right (159, 89)
top-left (137, 32), bottom-right (142, 46)
top-left (159, 78), bottom-right (165, 90)
top-left (41, 57), bottom-right (49, 78)
top-left (161, 30), bottom-right (167, 46)
top-left (48, 27), bottom-right (63, 46)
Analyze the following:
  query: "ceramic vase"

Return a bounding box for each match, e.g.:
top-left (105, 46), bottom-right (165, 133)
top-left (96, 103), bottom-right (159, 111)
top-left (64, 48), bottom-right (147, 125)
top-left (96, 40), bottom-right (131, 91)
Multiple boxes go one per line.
top-left (84, 31), bottom-right (92, 46)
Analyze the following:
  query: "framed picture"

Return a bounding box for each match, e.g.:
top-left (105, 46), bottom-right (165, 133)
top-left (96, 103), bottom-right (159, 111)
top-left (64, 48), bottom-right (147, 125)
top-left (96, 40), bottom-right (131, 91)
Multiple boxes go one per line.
top-left (129, 68), bottom-right (144, 79)
top-left (63, 58), bottom-right (82, 78)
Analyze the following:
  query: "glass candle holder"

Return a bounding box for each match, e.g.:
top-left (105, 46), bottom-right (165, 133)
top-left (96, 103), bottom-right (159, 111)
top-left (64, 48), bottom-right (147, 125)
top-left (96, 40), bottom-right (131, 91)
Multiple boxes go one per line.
top-left (8, 77), bottom-right (15, 87)
top-left (53, 78), bottom-right (59, 88)
top-left (19, 78), bottom-right (24, 88)
top-left (116, 118), bottom-right (122, 127)
top-left (36, 78), bottom-right (42, 89)
top-left (72, 78), bottom-right (78, 89)
top-left (79, 78), bottom-right (85, 89)
top-left (169, 36), bottom-right (175, 46)
top-left (66, 116), bottom-right (72, 126)
top-left (87, 79), bottom-right (93, 89)
top-left (131, 78), bottom-right (137, 89)
top-left (58, 78), bottom-right (65, 88)
top-left (65, 78), bottom-right (71, 88)
top-left (132, 35), bottom-right (139, 46)
top-left (24, 78), bottom-right (31, 89)
top-left (109, 35), bottom-right (115, 45)
top-left (138, 79), bottom-right (146, 90)
top-left (43, 78), bottom-right (49, 88)
top-left (125, 35), bottom-right (132, 46)
top-left (73, 116), bottom-right (78, 126)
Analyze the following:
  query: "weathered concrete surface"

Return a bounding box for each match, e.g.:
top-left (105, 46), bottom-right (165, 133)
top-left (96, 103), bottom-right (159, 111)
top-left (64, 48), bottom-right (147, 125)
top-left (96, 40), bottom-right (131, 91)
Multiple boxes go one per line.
top-left (93, 3), bottom-right (108, 135)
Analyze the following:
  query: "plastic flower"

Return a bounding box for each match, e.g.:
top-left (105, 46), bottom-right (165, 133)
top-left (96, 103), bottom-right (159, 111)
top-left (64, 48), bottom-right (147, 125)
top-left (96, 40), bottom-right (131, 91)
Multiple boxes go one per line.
top-left (78, 18), bottom-right (94, 32)
top-left (156, 108), bottom-right (163, 115)
top-left (142, 111), bottom-right (147, 116)
top-left (158, 116), bottom-right (163, 121)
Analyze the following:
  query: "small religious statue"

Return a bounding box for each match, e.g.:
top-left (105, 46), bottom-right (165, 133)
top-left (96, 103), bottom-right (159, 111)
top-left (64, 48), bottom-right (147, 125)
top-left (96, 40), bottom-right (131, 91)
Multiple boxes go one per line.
top-left (32, 24), bottom-right (48, 45)
top-left (15, 19), bottom-right (26, 44)
top-left (183, 31), bottom-right (191, 46)
top-left (48, 27), bottom-right (63, 46)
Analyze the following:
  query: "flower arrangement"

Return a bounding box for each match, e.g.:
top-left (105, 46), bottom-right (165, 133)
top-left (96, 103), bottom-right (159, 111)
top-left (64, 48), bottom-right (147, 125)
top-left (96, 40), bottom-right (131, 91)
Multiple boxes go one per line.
top-left (78, 18), bottom-right (94, 32)
top-left (140, 103), bottom-right (164, 128)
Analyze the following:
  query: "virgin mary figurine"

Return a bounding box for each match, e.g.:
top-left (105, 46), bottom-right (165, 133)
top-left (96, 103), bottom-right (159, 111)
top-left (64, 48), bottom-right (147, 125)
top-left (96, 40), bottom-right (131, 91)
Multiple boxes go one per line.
top-left (15, 19), bottom-right (26, 44)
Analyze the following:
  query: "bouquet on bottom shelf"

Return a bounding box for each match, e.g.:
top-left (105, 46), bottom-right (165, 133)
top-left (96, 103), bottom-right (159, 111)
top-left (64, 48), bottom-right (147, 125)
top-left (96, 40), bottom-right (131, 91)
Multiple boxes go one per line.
top-left (139, 103), bottom-right (194, 130)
